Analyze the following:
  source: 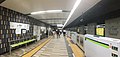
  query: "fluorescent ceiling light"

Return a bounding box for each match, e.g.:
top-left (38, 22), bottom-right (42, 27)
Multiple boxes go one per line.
top-left (46, 10), bottom-right (62, 13)
top-left (31, 11), bottom-right (46, 15)
top-left (62, 0), bottom-right (82, 28)
top-left (58, 28), bottom-right (62, 29)
top-left (57, 24), bottom-right (63, 27)
top-left (31, 10), bottom-right (62, 15)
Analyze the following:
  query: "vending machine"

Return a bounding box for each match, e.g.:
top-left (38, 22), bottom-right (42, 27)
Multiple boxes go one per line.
top-left (84, 34), bottom-right (120, 57)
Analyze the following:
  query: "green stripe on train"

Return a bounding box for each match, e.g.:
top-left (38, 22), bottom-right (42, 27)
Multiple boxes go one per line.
top-left (86, 38), bottom-right (109, 48)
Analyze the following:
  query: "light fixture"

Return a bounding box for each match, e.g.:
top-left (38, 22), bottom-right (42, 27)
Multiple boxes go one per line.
top-left (46, 10), bottom-right (62, 13)
top-left (31, 10), bottom-right (62, 15)
top-left (57, 24), bottom-right (63, 27)
top-left (62, 0), bottom-right (82, 28)
top-left (31, 11), bottom-right (46, 15)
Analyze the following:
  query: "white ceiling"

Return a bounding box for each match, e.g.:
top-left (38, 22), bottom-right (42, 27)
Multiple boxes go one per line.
top-left (1, 0), bottom-right (76, 13)
top-left (0, 0), bottom-right (101, 27)
top-left (30, 13), bottom-right (69, 19)
top-left (0, 0), bottom-right (76, 26)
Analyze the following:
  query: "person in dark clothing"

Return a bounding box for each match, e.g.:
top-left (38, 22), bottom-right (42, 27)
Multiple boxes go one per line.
top-left (56, 30), bottom-right (60, 38)
top-left (60, 31), bottom-right (62, 35)
top-left (46, 30), bottom-right (48, 37)
top-left (63, 31), bottom-right (66, 37)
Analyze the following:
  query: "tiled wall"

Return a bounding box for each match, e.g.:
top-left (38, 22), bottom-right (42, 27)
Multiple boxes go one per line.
top-left (105, 17), bottom-right (120, 39)
top-left (78, 26), bottom-right (85, 34)
top-left (86, 23), bottom-right (96, 35)
top-left (0, 6), bottom-right (48, 54)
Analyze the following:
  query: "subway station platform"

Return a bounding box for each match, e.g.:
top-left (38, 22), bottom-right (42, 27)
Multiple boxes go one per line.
top-left (33, 36), bottom-right (68, 57)
top-left (22, 35), bottom-right (84, 57)
top-left (0, 35), bottom-right (84, 57)
top-left (0, 0), bottom-right (120, 57)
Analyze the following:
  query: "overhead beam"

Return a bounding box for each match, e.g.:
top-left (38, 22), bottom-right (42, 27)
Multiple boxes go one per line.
top-left (38, 18), bottom-right (67, 20)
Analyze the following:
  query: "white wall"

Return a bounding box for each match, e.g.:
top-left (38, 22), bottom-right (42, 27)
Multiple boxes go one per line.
top-left (33, 25), bottom-right (41, 41)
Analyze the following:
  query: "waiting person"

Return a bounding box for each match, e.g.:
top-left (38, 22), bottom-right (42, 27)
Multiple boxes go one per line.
top-left (52, 30), bottom-right (56, 38)
top-left (59, 30), bottom-right (62, 37)
top-left (63, 30), bottom-right (66, 37)
top-left (56, 30), bottom-right (60, 38)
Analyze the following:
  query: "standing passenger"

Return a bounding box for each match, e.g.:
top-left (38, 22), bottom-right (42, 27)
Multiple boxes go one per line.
top-left (52, 30), bottom-right (55, 38)
top-left (56, 30), bottom-right (60, 38)
top-left (63, 30), bottom-right (66, 37)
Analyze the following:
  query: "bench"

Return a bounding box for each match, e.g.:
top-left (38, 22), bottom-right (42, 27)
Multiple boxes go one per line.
top-left (9, 39), bottom-right (36, 54)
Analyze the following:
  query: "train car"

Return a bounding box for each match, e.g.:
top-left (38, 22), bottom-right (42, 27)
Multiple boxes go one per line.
top-left (84, 34), bottom-right (120, 57)
top-left (76, 34), bottom-right (85, 51)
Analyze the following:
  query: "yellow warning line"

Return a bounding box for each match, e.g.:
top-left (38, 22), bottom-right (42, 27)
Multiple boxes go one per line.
top-left (22, 38), bottom-right (51, 57)
top-left (67, 38), bottom-right (84, 57)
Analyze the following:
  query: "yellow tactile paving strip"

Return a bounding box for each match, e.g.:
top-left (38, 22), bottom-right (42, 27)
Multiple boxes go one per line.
top-left (22, 38), bottom-right (52, 57)
top-left (67, 38), bottom-right (84, 57)
top-left (33, 36), bottom-right (69, 57)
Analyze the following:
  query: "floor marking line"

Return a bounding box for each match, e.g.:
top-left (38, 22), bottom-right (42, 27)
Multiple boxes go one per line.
top-left (22, 38), bottom-right (52, 57)
top-left (66, 38), bottom-right (84, 57)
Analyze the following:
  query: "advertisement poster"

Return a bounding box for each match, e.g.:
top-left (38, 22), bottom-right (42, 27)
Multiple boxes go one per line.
top-left (16, 25), bottom-right (22, 34)
top-left (10, 22), bottom-right (29, 34)
top-left (10, 22), bottom-right (17, 29)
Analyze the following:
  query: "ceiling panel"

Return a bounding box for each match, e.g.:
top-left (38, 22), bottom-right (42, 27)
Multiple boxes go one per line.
top-left (0, 0), bottom-right (75, 26)
top-left (1, 0), bottom-right (32, 13)
top-left (1, 0), bottom-right (76, 14)
top-left (30, 12), bottom-right (69, 19)
top-left (0, 0), bottom-right (101, 27)
top-left (40, 18), bottom-right (66, 25)
top-left (64, 0), bottom-right (101, 27)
